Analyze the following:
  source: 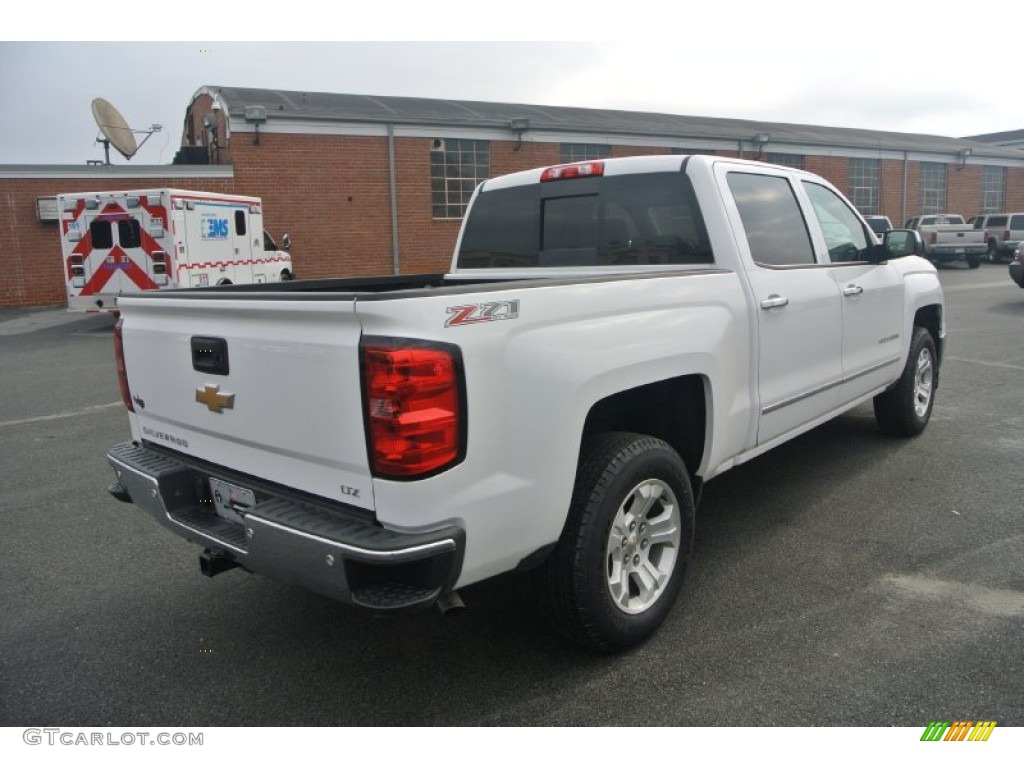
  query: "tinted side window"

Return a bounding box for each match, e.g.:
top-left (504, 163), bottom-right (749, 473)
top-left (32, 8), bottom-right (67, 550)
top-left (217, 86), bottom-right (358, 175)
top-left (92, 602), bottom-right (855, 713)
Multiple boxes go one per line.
top-left (802, 182), bottom-right (870, 262)
top-left (89, 220), bottom-right (113, 249)
top-left (118, 219), bottom-right (141, 248)
top-left (1010, 215), bottom-right (1024, 230)
top-left (727, 173), bottom-right (815, 266)
top-left (234, 210), bottom-right (247, 236)
top-left (988, 215), bottom-right (1008, 228)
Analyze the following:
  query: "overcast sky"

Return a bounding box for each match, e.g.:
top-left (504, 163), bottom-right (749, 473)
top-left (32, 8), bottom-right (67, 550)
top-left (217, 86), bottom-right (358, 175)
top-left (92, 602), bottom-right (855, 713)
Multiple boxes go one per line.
top-left (4, 5), bottom-right (1019, 166)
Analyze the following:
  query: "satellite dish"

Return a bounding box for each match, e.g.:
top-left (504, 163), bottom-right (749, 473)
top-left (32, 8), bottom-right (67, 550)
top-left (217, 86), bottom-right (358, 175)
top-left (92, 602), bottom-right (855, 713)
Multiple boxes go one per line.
top-left (91, 97), bottom-right (139, 162)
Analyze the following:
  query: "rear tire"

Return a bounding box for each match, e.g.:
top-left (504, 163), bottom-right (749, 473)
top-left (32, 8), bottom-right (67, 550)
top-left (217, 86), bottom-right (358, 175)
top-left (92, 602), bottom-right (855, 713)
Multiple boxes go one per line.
top-left (987, 241), bottom-right (998, 263)
top-left (967, 255), bottom-right (980, 269)
top-left (536, 432), bottom-right (695, 652)
top-left (873, 326), bottom-right (936, 437)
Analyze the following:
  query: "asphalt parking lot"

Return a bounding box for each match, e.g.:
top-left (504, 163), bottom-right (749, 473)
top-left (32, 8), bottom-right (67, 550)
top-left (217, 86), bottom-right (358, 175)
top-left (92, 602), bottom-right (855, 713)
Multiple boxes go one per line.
top-left (1, 263), bottom-right (1021, 727)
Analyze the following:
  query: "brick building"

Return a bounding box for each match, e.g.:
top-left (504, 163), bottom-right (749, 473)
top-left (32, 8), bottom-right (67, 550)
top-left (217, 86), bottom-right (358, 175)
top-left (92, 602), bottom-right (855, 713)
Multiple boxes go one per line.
top-left (3, 85), bottom-right (1023, 309)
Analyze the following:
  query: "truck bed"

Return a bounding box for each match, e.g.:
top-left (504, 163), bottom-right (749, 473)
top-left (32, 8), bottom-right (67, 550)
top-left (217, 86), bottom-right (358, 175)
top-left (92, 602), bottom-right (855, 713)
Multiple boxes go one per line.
top-left (131, 268), bottom-right (726, 300)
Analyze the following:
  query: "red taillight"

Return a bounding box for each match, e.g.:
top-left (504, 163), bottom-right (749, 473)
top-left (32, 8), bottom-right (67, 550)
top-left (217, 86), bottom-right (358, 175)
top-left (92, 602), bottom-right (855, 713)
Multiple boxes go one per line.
top-left (541, 161), bottom-right (605, 182)
top-left (929, 232), bottom-right (937, 245)
top-left (1005, 229), bottom-right (1011, 241)
top-left (113, 318), bottom-right (134, 412)
top-left (362, 340), bottom-right (463, 479)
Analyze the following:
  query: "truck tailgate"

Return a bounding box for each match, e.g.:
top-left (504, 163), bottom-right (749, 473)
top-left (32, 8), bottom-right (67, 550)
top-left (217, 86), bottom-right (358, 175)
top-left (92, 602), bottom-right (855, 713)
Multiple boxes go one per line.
top-left (117, 296), bottom-right (373, 511)
top-left (931, 227), bottom-right (984, 245)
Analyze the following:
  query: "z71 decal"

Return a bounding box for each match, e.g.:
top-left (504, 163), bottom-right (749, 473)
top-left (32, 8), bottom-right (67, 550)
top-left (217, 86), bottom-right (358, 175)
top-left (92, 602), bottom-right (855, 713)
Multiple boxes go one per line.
top-left (445, 300), bottom-right (520, 327)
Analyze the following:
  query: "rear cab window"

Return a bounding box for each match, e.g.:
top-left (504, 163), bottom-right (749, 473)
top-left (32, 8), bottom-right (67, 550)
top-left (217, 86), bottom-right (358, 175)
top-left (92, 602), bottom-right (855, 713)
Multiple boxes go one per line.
top-left (456, 171), bottom-right (714, 269)
top-left (866, 218), bottom-right (891, 235)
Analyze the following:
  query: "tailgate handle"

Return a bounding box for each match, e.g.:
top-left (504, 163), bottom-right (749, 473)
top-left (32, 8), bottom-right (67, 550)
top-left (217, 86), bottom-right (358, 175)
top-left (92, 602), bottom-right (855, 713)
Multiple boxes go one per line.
top-left (191, 337), bottom-right (230, 376)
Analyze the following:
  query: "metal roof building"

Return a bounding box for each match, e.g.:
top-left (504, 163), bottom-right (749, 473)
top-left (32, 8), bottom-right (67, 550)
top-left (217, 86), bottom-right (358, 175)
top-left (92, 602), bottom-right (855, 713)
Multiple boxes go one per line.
top-left (189, 86), bottom-right (1024, 164)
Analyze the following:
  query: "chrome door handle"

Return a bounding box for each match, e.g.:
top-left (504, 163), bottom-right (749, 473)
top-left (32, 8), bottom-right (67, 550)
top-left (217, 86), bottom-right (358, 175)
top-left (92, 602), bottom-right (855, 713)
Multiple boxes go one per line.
top-left (760, 295), bottom-right (789, 309)
top-left (843, 284), bottom-right (864, 297)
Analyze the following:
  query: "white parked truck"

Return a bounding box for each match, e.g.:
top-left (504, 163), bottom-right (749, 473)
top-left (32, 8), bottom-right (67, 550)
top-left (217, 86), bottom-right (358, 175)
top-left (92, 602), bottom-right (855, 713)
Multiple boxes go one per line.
top-left (105, 155), bottom-right (944, 650)
top-left (58, 188), bottom-right (294, 312)
top-left (904, 213), bottom-right (986, 268)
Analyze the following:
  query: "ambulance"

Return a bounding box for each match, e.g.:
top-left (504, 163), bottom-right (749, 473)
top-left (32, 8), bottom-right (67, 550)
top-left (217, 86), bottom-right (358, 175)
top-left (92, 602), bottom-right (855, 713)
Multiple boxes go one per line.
top-left (58, 188), bottom-right (294, 311)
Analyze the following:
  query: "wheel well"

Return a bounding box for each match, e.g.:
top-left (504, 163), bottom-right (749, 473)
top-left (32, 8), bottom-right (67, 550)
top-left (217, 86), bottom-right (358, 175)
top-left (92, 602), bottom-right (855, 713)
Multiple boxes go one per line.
top-left (914, 305), bottom-right (941, 349)
top-left (582, 375), bottom-right (706, 482)
top-left (914, 304), bottom-right (943, 381)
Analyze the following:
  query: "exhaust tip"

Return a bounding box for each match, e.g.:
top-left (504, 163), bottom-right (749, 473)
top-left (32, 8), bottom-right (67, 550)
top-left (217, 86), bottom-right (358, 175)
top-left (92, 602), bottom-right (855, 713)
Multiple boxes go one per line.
top-left (435, 590), bottom-right (466, 616)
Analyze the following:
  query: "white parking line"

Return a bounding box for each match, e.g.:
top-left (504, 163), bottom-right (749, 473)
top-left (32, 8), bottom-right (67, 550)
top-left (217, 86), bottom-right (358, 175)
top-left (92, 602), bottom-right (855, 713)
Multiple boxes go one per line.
top-left (0, 401), bottom-right (122, 428)
top-left (946, 356), bottom-right (1024, 372)
top-left (881, 574), bottom-right (1024, 618)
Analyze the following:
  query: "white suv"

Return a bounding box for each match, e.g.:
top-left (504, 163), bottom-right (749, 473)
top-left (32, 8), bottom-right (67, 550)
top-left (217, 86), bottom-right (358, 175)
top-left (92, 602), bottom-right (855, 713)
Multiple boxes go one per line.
top-left (968, 213), bottom-right (1024, 263)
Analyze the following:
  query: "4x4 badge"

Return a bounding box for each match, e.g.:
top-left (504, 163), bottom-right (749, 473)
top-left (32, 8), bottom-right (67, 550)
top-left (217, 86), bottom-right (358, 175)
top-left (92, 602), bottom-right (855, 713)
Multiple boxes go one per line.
top-left (195, 385), bottom-right (235, 413)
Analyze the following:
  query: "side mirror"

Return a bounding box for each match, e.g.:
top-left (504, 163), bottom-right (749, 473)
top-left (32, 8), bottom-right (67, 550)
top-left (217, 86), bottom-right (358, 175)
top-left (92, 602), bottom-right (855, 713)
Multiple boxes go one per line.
top-left (883, 229), bottom-right (924, 259)
top-left (282, 233), bottom-right (292, 251)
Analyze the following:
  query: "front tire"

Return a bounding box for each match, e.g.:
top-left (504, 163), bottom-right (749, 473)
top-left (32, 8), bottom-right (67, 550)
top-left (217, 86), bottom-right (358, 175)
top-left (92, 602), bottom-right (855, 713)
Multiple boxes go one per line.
top-left (537, 432), bottom-right (695, 652)
top-left (873, 326), bottom-right (937, 436)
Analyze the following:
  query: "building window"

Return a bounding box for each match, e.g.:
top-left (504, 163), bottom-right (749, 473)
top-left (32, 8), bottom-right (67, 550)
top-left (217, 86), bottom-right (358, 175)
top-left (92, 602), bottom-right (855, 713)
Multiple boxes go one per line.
top-left (848, 158), bottom-right (880, 215)
top-left (431, 138), bottom-right (490, 219)
top-left (919, 162), bottom-right (947, 214)
top-left (559, 143), bottom-right (610, 162)
top-left (981, 166), bottom-right (1005, 213)
top-left (766, 153), bottom-right (805, 169)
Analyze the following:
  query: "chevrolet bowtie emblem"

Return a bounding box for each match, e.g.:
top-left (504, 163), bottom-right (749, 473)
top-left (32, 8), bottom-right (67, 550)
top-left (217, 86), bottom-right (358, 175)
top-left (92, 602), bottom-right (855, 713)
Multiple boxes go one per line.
top-left (195, 385), bottom-right (235, 413)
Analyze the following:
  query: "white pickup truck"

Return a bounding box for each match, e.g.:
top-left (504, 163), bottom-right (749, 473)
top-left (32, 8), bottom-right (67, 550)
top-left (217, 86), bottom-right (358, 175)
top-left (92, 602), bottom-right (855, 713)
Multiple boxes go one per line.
top-left (904, 213), bottom-right (987, 268)
top-left (106, 155), bottom-right (944, 651)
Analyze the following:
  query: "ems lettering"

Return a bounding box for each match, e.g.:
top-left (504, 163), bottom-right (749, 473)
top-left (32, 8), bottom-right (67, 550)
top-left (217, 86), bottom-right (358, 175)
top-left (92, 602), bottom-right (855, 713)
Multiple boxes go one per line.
top-left (202, 217), bottom-right (229, 240)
